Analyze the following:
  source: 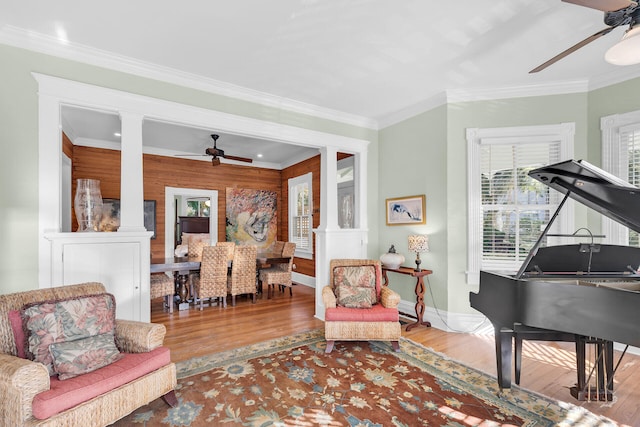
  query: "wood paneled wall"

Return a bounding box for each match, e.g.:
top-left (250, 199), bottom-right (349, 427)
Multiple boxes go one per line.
top-left (281, 155), bottom-right (321, 277)
top-left (70, 139), bottom-right (322, 279)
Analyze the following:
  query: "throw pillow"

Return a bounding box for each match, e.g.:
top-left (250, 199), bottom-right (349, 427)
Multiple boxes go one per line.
top-left (49, 333), bottom-right (122, 380)
top-left (8, 309), bottom-right (26, 358)
top-left (335, 284), bottom-right (376, 308)
top-left (22, 293), bottom-right (117, 375)
top-left (333, 265), bottom-right (378, 308)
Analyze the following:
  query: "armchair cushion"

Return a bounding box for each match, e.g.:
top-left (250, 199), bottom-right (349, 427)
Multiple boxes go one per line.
top-left (22, 293), bottom-right (117, 376)
top-left (335, 285), bottom-right (376, 308)
top-left (332, 265), bottom-right (378, 307)
top-left (49, 333), bottom-right (123, 380)
top-left (32, 346), bottom-right (170, 420)
top-left (325, 304), bottom-right (400, 322)
top-left (8, 309), bottom-right (26, 358)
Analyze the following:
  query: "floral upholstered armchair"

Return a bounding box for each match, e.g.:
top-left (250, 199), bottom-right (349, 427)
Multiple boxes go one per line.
top-left (322, 259), bottom-right (402, 353)
top-left (0, 283), bottom-right (176, 426)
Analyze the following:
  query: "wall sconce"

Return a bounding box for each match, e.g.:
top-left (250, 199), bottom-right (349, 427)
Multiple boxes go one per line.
top-left (408, 234), bottom-right (429, 272)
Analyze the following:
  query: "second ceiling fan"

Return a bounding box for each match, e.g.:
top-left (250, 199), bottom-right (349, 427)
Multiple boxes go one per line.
top-left (530, 0), bottom-right (640, 73)
top-left (179, 134), bottom-right (253, 166)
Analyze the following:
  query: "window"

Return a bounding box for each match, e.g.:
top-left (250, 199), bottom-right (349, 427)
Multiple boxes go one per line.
top-left (466, 124), bottom-right (574, 284)
top-left (289, 172), bottom-right (313, 259)
top-left (602, 110), bottom-right (640, 246)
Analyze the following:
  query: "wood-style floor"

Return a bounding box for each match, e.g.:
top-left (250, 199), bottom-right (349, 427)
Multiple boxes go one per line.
top-left (152, 284), bottom-right (640, 426)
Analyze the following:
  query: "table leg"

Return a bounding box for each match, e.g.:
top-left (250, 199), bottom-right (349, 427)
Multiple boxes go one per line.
top-left (405, 276), bottom-right (431, 331)
top-left (176, 273), bottom-right (191, 311)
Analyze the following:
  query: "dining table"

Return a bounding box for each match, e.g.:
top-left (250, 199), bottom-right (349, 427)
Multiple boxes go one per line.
top-left (150, 251), bottom-right (292, 309)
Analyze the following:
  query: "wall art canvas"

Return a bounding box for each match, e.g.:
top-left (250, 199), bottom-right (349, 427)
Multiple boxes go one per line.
top-left (100, 199), bottom-right (157, 238)
top-left (226, 188), bottom-right (277, 248)
top-left (385, 195), bottom-right (426, 225)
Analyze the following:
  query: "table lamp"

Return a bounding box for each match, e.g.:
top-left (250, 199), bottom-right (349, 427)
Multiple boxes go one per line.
top-left (408, 234), bottom-right (429, 272)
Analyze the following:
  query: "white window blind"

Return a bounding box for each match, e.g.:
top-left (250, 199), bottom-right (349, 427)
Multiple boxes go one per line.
top-left (480, 142), bottom-right (562, 269)
top-left (288, 173), bottom-right (313, 258)
top-left (466, 123), bottom-right (574, 284)
top-left (602, 111), bottom-right (640, 247)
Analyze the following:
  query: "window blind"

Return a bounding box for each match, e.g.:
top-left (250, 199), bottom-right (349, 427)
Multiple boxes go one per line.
top-left (480, 140), bottom-right (561, 269)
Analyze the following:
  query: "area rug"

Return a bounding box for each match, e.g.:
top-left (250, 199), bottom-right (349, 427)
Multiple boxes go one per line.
top-left (113, 329), bottom-right (621, 426)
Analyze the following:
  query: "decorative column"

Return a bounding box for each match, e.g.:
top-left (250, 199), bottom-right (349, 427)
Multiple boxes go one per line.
top-left (118, 112), bottom-right (146, 233)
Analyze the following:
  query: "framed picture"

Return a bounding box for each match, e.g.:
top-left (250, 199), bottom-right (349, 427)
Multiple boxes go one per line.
top-left (100, 199), bottom-right (157, 238)
top-left (385, 195), bottom-right (426, 226)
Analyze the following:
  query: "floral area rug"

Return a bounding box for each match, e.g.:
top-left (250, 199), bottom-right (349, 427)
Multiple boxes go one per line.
top-left (113, 329), bottom-right (621, 426)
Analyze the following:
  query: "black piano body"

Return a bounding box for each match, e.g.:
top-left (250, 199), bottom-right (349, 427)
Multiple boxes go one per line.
top-left (470, 159), bottom-right (640, 399)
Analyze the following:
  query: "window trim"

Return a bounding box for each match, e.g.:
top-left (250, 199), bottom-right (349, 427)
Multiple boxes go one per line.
top-left (288, 172), bottom-right (313, 260)
top-left (466, 123), bottom-right (575, 285)
top-left (601, 109), bottom-right (640, 245)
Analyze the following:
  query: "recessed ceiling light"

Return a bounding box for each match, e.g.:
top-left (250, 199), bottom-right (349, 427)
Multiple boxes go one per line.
top-left (257, 154), bottom-right (263, 158)
top-left (114, 132), bottom-right (121, 137)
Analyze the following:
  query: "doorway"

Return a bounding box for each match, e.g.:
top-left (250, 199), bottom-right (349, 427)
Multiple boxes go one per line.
top-left (164, 187), bottom-right (218, 257)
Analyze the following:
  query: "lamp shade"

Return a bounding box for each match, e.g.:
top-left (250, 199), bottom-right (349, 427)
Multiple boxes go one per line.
top-left (408, 234), bottom-right (429, 253)
top-left (605, 26), bottom-right (640, 65)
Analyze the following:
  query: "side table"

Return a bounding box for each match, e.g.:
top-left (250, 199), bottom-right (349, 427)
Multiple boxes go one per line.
top-left (382, 266), bottom-right (433, 331)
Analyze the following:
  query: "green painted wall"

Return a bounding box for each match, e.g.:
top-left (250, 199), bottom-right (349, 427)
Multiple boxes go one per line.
top-left (378, 106), bottom-right (447, 306)
top-left (378, 87), bottom-right (640, 316)
top-left (0, 43), bottom-right (377, 293)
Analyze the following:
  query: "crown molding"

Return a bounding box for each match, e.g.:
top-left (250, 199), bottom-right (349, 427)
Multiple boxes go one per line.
top-left (379, 80), bottom-right (591, 129)
top-left (0, 25), bottom-right (378, 130)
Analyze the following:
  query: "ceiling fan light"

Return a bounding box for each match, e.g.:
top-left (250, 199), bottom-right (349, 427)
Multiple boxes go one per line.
top-left (605, 26), bottom-right (640, 65)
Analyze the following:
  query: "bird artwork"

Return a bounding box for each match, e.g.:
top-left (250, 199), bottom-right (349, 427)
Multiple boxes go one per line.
top-left (391, 203), bottom-right (421, 221)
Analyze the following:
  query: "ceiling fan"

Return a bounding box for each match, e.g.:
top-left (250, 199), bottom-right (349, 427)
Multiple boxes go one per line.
top-left (530, 0), bottom-right (640, 73)
top-left (177, 134), bottom-right (253, 166)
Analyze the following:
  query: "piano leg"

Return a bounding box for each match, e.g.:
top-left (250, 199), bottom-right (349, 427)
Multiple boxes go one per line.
top-left (494, 326), bottom-right (513, 390)
top-left (570, 336), bottom-right (614, 401)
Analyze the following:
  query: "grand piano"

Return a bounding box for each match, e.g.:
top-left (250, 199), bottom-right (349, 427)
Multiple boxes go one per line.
top-left (470, 159), bottom-right (640, 401)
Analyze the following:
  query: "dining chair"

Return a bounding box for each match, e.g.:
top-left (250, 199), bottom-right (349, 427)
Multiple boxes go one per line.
top-left (150, 273), bottom-right (174, 313)
top-left (259, 242), bottom-right (296, 298)
top-left (193, 246), bottom-right (229, 309)
top-left (216, 241), bottom-right (236, 263)
top-left (227, 245), bottom-right (257, 306)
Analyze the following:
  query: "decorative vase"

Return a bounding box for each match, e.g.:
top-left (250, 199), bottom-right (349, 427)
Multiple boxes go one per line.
top-left (74, 179), bottom-right (103, 232)
top-left (341, 194), bottom-right (353, 228)
top-left (380, 244), bottom-right (404, 269)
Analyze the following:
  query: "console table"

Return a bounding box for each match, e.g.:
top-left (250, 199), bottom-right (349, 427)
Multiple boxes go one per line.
top-left (382, 266), bottom-right (433, 331)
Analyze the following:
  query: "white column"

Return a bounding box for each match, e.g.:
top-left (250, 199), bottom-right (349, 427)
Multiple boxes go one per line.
top-left (118, 112), bottom-right (146, 232)
top-left (38, 93), bottom-right (63, 287)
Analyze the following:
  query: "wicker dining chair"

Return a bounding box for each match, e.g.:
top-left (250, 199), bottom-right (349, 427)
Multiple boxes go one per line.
top-left (259, 242), bottom-right (296, 298)
top-left (150, 273), bottom-right (175, 313)
top-left (193, 246), bottom-right (229, 309)
top-left (228, 245), bottom-right (258, 306)
top-left (216, 241), bottom-right (236, 262)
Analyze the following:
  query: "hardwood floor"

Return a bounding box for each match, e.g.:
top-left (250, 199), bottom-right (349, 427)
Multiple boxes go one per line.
top-left (152, 284), bottom-right (640, 426)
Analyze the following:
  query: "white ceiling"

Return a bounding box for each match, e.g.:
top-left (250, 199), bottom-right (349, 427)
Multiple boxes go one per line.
top-left (4, 0), bottom-right (640, 166)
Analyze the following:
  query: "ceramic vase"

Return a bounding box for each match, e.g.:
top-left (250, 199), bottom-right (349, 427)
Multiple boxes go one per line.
top-left (380, 245), bottom-right (404, 269)
top-left (74, 179), bottom-right (103, 231)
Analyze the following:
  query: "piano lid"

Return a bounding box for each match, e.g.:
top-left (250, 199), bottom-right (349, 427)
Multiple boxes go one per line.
top-left (529, 159), bottom-right (640, 234)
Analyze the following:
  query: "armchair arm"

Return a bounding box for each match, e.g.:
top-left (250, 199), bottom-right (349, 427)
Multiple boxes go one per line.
top-left (322, 285), bottom-right (337, 309)
top-left (379, 286), bottom-right (401, 308)
top-left (115, 319), bottom-right (166, 353)
top-left (0, 353), bottom-right (50, 424)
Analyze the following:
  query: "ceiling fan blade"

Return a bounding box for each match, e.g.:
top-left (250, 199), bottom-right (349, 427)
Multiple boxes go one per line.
top-left (529, 26), bottom-right (615, 73)
top-left (222, 154), bottom-right (253, 163)
top-left (562, 0), bottom-right (636, 12)
top-left (175, 154), bottom-right (208, 157)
